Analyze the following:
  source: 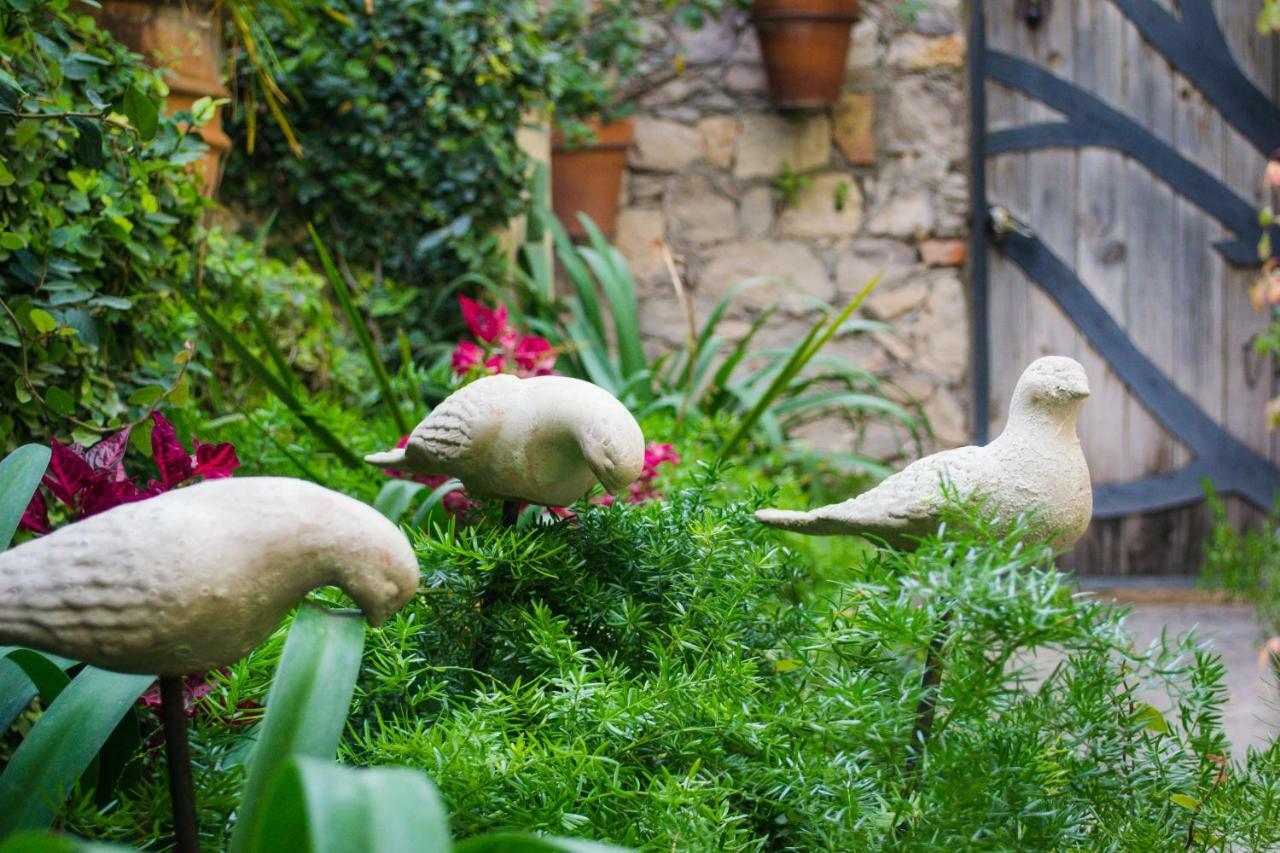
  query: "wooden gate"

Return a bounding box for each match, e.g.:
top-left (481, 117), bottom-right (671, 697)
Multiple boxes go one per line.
top-left (969, 0), bottom-right (1280, 574)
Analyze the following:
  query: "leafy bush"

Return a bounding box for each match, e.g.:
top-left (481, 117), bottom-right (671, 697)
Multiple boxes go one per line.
top-left (1200, 483), bottom-right (1280, 637)
top-left (225, 0), bottom-right (556, 282)
top-left (337, 486), bottom-right (1280, 850)
top-left (0, 0), bottom-right (209, 447)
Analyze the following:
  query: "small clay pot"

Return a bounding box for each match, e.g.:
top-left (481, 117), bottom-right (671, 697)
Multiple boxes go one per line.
top-left (751, 0), bottom-right (861, 108)
top-left (91, 0), bottom-right (231, 196)
top-left (551, 117), bottom-right (635, 239)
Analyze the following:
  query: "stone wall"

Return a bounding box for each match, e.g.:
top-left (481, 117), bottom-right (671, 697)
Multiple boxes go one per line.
top-left (614, 0), bottom-right (971, 460)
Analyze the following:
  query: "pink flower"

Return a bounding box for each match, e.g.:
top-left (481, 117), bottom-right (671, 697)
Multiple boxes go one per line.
top-left (514, 336), bottom-right (556, 375)
top-left (451, 297), bottom-right (558, 379)
top-left (1267, 154), bottom-right (1280, 188)
top-left (19, 412), bottom-right (239, 534)
top-left (459, 296), bottom-right (511, 344)
top-left (452, 340), bottom-right (483, 376)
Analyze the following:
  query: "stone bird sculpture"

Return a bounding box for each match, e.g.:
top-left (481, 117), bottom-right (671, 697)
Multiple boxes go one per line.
top-left (0, 477), bottom-right (419, 675)
top-left (365, 374), bottom-right (646, 507)
top-left (757, 356), bottom-right (1093, 550)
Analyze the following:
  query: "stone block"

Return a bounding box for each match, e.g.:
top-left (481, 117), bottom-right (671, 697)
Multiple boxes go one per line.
top-left (734, 113), bottom-right (831, 179)
top-left (923, 388), bottom-right (968, 447)
top-left (665, 176), bottom-right (738, 246)
top-left (698, 240), bottom-right (834, 311)
top-left (698, 115), bottom-right (738, 169)
top-left (835, 237), bottom-right (921, 296)
top-left (740, 186), bottom-right (775, 238)
top-left (887, 33), bottom-right (965, 70)
top-left (864, 278), bottom-right (928, 320)
top-left (846, 19), bottom-right (881, 79)
top-left (868, 189), bottom-right (935, 238)
top-left (884, 77), bottom-right (966, 162)
top-left (833, 93), bottom-right (876, 165)
top-left (614, 208), bottom-right (667, 284)
top-left (630, 116), bottom-right (701, 172)
top-left (920, 239), bottom-right (967, 267)
top-left (725, 63), bottom-right (768, 95)
top-left (779, 173), bottom-right (863, 238)
top-left (900, 270), bottom-right (968, 381)
top-left (675, 13), bottom-right (741, 64)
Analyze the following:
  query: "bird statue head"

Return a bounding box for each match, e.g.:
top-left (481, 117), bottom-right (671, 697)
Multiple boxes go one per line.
top-left (1009, 356), bottom-right (1091, 420)
top-left (314, 498), bottom-right (420, 627)
top-left (579, 421), bottom-right (646, 495)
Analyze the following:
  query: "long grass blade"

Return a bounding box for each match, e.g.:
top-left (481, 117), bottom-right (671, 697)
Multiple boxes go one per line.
top-left (307, 225), bottom-right (410, 435)
top-left (229, 603), bottom-right (366, 853)
top-left (0, 445), bottom-right (49, 550)
top-left (716, 276), bottom-right (879, 462)
top-left (185, 294), bottom-right (363, 470)
top-left (0, 667), bottom-right (152, 835)
top-left (247, 757), bottom-right (451, 853)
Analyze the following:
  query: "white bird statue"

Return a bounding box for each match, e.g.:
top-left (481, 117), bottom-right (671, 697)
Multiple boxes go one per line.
top-left (757, 356), bottom-right (1093, 550)
top-left (0, 477), bottom-right (419, 676)
top-left (365, 374), bottom-right (646, 507)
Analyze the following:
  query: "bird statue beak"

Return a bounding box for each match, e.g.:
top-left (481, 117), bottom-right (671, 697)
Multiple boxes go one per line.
top-left (1069, 382), bottom-right (1091, 400)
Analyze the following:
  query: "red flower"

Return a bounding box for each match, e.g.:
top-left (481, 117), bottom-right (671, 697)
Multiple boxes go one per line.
top-left (18, 413), bottom-right (239, 535)
top-left (450, 297), bottom-right (557, 379)
top-left (459, 296), bottom-right (510, 344)
top-left (452, 341), bottom-right (483, 375)
top-left (514, 336), bottom-right (556, 375)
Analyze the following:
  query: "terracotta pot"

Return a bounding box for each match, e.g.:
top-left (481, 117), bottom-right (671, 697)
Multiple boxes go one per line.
top-left (91, 0), bottom-right (231, 196)
top-left (551, 118), bottom-right (635, 239)
top-left (750, 0), bottom-right (860, 108)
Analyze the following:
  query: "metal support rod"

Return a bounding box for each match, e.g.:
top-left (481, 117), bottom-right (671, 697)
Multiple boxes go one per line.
top-left (501, 500), bottom-right (520, 528)
top-left (905, 619), bottom-right (949, 781)
top-left (159, 676), bottom-right (198, 853)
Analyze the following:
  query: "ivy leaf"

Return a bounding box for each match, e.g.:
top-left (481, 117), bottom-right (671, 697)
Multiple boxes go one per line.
top-left (14, 120), bottom-right (39, 147)
top-left (0, 69), bottom-right (24, 110)
top-left (68, 118), bottom-right (104, 169)
top-left (126, 385), bottom-right (165, 406)
top-left (44, 386), bottom-right (75, 417)
top-left (123, 86), bottom-right (158, 141)
top-left (27, 309), bottom-right (57, 334)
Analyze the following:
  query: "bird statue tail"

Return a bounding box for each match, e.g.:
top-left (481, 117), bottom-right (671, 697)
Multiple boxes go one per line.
top-left (754, 507), bottom-right (850, 536)
top-left (364, 448), bottom-right (411, 470)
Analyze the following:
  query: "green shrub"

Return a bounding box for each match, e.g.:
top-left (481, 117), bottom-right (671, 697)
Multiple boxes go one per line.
top-left (338, 486), bottom-right (1280, 850)
top-left (1200, 482), bottom-right (1280, 636)
top-left (225, 0), bottom-right (555, 283)
top-left (0, 0), bottom-right (209, 447)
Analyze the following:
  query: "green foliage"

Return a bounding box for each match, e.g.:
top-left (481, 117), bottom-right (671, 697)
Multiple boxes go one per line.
top-left (769, 162), bottom-right (812, 209)
top-left (1200, 482), bottom-right (1280, 635)
top-left (0, 0), bottom-right (209, 446)
top-left (337, 484), bottom-right (1280, 850)
top-left (502, 205), bottom-right (920, 475)
top-left (231, 604), bottom-right (366, 852)
top-left (226, 0), bottom-right (555, 282)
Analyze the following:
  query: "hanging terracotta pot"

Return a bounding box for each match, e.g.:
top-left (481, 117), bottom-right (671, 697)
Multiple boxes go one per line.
top-left (751, 0), bottom-right (861, 108)
top-left (551, 117), bottom-right (634, 240)
top-left (91, 0), bottom-right (231, 196)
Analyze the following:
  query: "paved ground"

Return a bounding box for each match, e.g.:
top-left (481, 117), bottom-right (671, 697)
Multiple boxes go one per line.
top-left (1079, 582), bottom-right (1280, 759)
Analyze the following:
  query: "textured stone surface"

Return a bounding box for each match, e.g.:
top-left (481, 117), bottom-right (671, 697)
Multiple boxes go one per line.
top-left (779, 173), bottom-right (863, 238)
top-left (698, 115), bottom-right (738, 169)
top-left (864, 278), bottom-right (928, 320)
top-left (734, 113), bottom-right (831, 179)
top-left (920, 238), bottom-right (967, 267)
top-left (665, 176), bottom-right (737, 245)
top-left (611, 0), bottom-right (971, 453)
top-left (739, 186), bottom-right (774, 238)
top-left (368, 375), bottom-right (646, 507)
top-left (699, 240), bottom-right (833, 310)
top-left (614, 208), bottom-right (667, 282)
top-left (884, 76), bottom-right (966, 161)
top-left (868, 190), bottom-right (935, 237)
top-left (631, 116), bottom-right (701, 172)
top-left (833, 93), bottom-right (876, 165)
top-left (0, 478), bottom-right (419, 675)
top-left (757, 357), bottom-right (1094, 550)
top-left (887, 33), bottom-right (965, 70)
top-left (923, 387), bottom-right (968, 447)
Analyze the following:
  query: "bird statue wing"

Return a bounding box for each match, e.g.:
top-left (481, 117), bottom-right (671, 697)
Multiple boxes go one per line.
top-left (755, 445), bottom-right (989, 547)
top-left (365, 375), bottom-right (516, 472)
